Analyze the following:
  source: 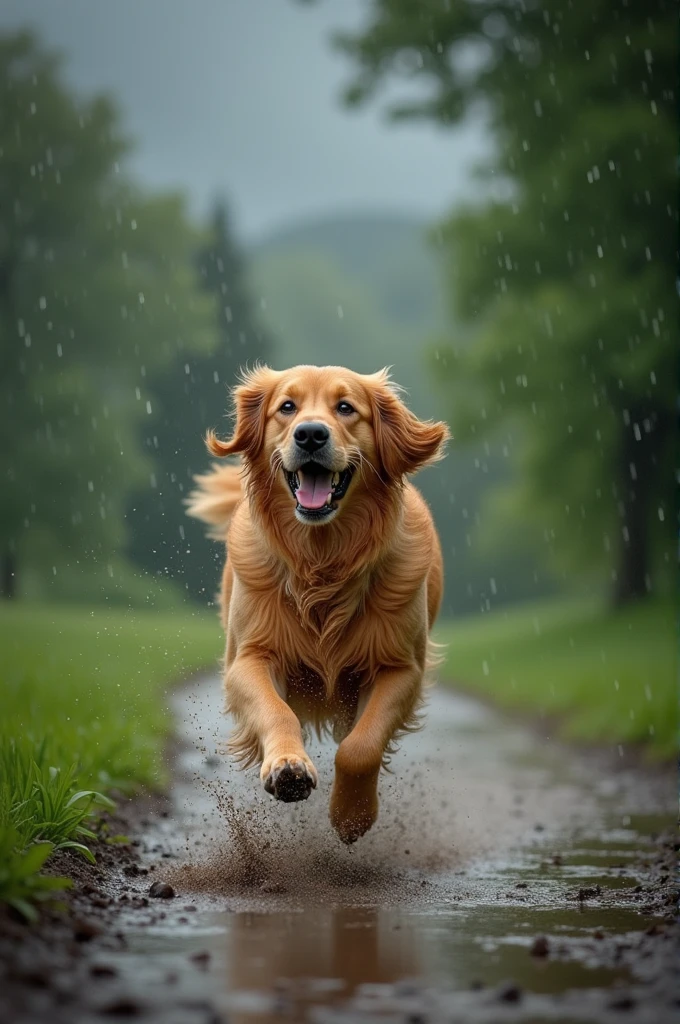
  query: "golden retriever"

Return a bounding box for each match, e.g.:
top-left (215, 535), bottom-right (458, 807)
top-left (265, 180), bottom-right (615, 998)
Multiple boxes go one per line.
top-left (187, 364), bottom-right (448, 843)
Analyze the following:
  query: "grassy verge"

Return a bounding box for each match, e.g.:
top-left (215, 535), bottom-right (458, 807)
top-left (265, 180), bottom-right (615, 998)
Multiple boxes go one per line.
top-left (437, 598), bottom-right (676, 759)
top-left (0, 602), bottom-right (221, 919)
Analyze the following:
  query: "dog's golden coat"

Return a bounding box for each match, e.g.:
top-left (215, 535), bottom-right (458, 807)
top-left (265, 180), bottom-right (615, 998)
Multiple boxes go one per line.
top-left (188, 365), bottom-right (448, 842)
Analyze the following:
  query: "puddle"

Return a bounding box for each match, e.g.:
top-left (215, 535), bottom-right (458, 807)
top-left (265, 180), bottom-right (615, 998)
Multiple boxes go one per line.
top-left (106, 677), bottom-right (675, 1024)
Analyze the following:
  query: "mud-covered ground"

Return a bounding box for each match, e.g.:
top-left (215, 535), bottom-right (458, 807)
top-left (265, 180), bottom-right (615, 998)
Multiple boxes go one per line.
top-left (1, 678), bottom-right (677, 1024)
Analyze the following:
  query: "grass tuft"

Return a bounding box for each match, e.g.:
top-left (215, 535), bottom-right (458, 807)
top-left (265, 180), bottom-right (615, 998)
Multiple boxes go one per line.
top-left (0, 602), bottom-right (221, 916)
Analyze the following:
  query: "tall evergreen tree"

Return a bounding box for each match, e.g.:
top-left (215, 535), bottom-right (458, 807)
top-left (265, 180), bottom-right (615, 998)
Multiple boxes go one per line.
top-left (126, 199), bottom-right (272, 602)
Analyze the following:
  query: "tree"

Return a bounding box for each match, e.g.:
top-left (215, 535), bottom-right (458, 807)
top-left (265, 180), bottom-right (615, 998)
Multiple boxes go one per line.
top-left (0, 31), bottom-right (214, 598)
top-left (320, 0), bottom-right (677, 605)
top-left (125, 199), bottom-right (272, 602)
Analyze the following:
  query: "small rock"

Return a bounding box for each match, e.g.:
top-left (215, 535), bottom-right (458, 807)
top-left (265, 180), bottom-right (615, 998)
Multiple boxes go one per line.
top-left (515, 882), bottom-right (528, 890)
top-left (190, 951), bottom-right (211, 968)
top-left (497, 982), bottom-right (522, 1003)
top-left (593, 928), bottom-right (606, 940)
top-left (90, 964), bottom-right (118, 978)
top-left (72, 918), bottom-right (101, 941)
top-left (149, 881), bottom-right (175, 899)
top-left (99, 997), bottom-right (143, 1016)
top-left (530, 936), bottom-right (550, 958)
top-left (18, 968), bottom-right (51, 988)
top-left (609, 994), bottom-right (636, 1011)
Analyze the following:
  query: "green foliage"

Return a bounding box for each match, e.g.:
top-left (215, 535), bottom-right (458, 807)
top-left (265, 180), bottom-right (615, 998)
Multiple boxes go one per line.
top-left (0, 30), bottom-right (215, 598)
top-left (0, 602), bottom-right (221, 914)
top-left (0, 741), bottom-right (114, 859)
top-left (438, 599), bottom-right (677, 758)
top-left (0, 828), bottom-right (71, 922)
top-left (330, 0), bottom-right (677, 606)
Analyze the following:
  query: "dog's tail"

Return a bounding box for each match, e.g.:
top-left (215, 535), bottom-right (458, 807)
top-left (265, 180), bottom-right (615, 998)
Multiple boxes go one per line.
top-left (185, 462), bottom-right (245, 540)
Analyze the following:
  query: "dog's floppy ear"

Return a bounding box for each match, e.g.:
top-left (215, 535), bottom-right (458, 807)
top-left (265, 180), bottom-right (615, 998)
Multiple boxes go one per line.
top-left (206, 365), bottom-right (277, 461)
top-left (369, 369), bottom-right (450, 480)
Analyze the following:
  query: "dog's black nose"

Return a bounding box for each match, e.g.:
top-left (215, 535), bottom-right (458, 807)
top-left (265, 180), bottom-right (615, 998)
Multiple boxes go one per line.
top-left (294, 421), bottom-right (330, 453)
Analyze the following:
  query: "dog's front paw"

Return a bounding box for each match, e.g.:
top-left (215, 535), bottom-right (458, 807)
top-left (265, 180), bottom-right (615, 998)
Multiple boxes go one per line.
top-left (261, 755), bottom-right (318, 803)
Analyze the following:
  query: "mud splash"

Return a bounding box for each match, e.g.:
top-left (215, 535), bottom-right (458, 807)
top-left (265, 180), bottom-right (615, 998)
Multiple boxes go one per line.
top-left (159, 680), bottom-right (588, 906)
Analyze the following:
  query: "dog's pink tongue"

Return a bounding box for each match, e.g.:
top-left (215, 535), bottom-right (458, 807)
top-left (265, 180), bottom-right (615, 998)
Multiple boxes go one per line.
top-left (296, 469), bottom-right (332, 509)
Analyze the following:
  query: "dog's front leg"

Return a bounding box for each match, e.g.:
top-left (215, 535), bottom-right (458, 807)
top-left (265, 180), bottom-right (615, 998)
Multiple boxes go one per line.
top-left (226, 654), bottom-right (318, 802)
top-left (330, 663), bottom-right (422, 843)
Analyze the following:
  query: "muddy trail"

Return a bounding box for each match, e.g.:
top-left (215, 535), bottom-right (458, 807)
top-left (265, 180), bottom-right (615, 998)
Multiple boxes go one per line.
top-left (5, 676), bottom-right (678, 1024)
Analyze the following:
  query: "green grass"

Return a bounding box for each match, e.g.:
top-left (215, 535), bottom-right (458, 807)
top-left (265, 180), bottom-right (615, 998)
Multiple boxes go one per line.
top-left (0, 602), bottom-right (221, 917)
top-left (437, 598), bottom-right (677, 758)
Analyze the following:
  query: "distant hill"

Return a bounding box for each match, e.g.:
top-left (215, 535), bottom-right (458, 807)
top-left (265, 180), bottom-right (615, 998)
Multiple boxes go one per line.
top-left (254, 211), bottom-right (446, 335)
top-left (249, 212), bottom-right (447, 416)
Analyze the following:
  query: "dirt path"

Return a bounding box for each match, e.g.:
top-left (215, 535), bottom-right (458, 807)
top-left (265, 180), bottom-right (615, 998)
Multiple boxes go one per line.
top-left (4, 676), bottom-right (677, 1023)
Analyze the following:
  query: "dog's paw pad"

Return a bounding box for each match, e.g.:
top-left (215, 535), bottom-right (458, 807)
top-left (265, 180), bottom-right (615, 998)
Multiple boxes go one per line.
top-left (264, 760), bottom-right (316, 803)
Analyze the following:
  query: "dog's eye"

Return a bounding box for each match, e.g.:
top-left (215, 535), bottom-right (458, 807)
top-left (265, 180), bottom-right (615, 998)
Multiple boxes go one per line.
top-left (279, 400), bottom-right (296, 414)
top-left (337, 401), bottom-right (355, 416)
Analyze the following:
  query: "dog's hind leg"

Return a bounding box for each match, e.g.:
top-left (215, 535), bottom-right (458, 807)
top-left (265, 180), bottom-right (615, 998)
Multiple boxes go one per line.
top-left (329, 662), bottom-right (422, 843)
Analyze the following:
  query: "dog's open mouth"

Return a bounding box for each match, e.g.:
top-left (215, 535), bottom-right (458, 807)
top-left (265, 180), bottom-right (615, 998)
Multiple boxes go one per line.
top-left (285, 462), bottom-right (354, 519)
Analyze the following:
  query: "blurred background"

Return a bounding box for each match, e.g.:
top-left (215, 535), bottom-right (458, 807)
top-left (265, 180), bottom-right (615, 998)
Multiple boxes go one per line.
top-left (0, 1), bottom-right (676, 760)
top-left (0, 0), bottom-right (675, 617)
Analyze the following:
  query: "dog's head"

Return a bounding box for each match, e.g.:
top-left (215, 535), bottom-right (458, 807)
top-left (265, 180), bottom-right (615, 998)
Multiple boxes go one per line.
top-left (207, 365), bottom-right (449, 526)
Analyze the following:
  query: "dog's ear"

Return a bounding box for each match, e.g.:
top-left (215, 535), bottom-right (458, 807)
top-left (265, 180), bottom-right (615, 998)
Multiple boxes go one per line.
top-left (369, 370), bottom-right (450, 480)
top-left (206, 365), bottom-right (277, 461)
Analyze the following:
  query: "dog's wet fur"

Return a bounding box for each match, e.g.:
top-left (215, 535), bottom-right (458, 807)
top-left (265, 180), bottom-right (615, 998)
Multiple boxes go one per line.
top-left (187, 364), bottom-right (448, 843)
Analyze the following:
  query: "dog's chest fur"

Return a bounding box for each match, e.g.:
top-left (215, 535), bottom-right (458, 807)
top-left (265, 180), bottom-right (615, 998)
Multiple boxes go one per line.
top-left (274, 560), bottom-right (425, 698)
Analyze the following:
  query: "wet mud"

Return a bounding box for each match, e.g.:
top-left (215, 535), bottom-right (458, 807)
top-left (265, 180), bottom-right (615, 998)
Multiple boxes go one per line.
top-left (2, 676), bottom-right (677, 1023)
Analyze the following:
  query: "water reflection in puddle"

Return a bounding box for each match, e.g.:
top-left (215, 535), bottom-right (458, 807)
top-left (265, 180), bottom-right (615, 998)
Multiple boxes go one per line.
top-left (120, 898), bottom-right (640, 1024)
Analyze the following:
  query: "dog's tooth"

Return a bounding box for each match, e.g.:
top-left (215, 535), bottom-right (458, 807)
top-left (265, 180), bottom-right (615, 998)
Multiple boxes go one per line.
top-left (332, 472), bottom-right (340, 487)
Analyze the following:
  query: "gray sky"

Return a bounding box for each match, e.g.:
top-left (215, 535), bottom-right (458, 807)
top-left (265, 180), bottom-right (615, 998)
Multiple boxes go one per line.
top-left (1, 0), bottom-right (489, 242)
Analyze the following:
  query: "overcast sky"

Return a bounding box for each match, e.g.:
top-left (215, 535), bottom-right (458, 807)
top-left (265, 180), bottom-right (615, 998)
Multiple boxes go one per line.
top-left (1, 0), bottom-right (489, 242)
